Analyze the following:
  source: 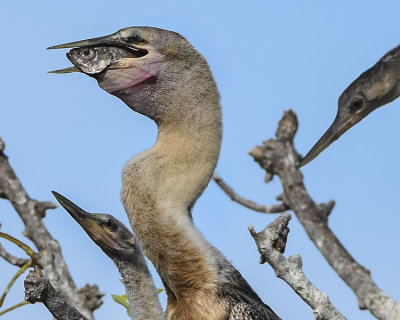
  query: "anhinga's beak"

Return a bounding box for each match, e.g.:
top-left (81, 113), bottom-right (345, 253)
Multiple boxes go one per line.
top-left (48, 34), bottom-right (118, 74)
top-left (47, 34), bottom-right (117, 50)
top-left (47, 32), bottom-right (140, 74)
top-left (52, 191), bottom-right (114, 249)
top-left (48, 66), bottom-right (81, 74)
top-left (299, 115), bottom-right (356, 168)
top-left (48, 27), bottom-right (160, 93)
top-left (52, 191), bottom-right (91, 221)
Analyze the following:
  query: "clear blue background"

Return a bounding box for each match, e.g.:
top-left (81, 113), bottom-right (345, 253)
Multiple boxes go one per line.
top-left (1, 1), bottom-right (399, 319)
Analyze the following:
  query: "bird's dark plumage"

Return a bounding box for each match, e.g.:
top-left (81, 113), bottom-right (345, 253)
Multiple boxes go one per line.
top-left (229, 302), bottom-right (279, 320)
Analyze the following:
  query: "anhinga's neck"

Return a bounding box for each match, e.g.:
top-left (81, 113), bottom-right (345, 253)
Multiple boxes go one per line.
top-left (114, 258), bottom-right (164, 320)
top-left (121, 54), bottom-right (225, 316)
top-left (122, 85), bottom-right (222, 295)
top-left (153, 97), bottom-right (222, 209)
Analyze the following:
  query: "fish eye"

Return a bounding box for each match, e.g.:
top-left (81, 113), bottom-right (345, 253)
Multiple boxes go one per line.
top-left (349, 98), bottom-right (364, 111)
top-left (82, 48), bottom-right (94, 58)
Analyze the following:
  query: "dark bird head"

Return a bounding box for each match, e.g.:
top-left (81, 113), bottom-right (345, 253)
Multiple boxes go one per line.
top-left (48, 26), bottom-right (216, 124)
top-left (300, 45), bottom-right (400, 167)
top-left (52, 191), bottom-right (137, 261)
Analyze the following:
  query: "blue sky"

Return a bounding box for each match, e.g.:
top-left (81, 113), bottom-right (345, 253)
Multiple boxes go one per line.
top-left (1, 1), bottom-right (399, 319)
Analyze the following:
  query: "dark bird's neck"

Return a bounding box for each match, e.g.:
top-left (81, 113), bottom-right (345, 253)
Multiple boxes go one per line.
top-left (114, 256), bottom-right (164, 320)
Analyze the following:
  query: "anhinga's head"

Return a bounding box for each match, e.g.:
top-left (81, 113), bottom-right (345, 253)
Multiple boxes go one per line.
top-left (49, 26), bottom-right (214, 123)
top-left (52, 191), bottom-right (137, 262)
top-left (300, 45), bottom-right (400, 167)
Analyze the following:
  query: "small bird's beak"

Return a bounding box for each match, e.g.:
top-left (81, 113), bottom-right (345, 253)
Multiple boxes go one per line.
top-left (299, 115), bottom-right (357, 168)
top-left (52, 191), bottom-right (114, 248)
top-left (52, 191), bottom-right (94, 226)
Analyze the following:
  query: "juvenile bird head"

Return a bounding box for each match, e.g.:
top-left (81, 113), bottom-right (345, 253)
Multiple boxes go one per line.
top-left (300, 45), bottom-right (400, 167)
top-left (52, 191), bottom-right (138, 262)
top-left (49, 27), bottom-right (215, 124)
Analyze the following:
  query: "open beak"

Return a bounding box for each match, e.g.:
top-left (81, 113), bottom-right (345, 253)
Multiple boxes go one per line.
top-left (47, 32), bottom-right (146, 74)
top-left (52, 191), bottom-right (114, 249)
top-left (299, 115), bottom-right (357, 168)
top-left (48, 29), bottom-right (161, 94)
top-left (48, 34), bottom-right (118, 74)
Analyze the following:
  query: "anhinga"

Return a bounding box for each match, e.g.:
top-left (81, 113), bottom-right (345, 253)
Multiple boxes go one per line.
top-left (49, 27), bottom-right (281, 319)
top-left (52, 191), bottom-right (164, 320)
top-left (300, 44), bottom-right (400, 167)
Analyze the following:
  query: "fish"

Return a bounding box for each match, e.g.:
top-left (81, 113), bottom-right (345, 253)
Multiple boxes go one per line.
top-left (49, 46), bottom-right (137, 74)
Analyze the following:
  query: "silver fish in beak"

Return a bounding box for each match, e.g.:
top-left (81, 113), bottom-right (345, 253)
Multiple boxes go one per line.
top-left (50, 46), bottom-right (138, 74)
top-left (48, 27), bottom-right (165, 99)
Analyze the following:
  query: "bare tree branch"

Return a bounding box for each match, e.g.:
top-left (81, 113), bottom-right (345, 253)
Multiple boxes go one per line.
top-left (0, 137), bottom-right (103, 319)
top-left (25, 266), bottom-right (88, 320)
top-left (249, 213), bottom-right (346, 320)
top-left (249, 110), bottom-right (400, 320)
top-left (0, 242), bottom-right (29, 267)
top-left (0, 301), bottom-right (29, 317)
top-left (213, 172), bottom-right (288, 213)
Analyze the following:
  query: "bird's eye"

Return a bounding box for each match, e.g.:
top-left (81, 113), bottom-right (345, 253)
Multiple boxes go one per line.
top-left (127, 34), bottom-right (144, 44)
top-left (104, 219), bottom-right (116, 229)
top-left (349, 98), bottom-right (364, 111)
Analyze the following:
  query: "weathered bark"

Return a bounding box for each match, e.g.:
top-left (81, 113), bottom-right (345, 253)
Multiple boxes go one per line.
top-left (0, 137), bottom-right (103, 319)
top-left (248, 110), bottom-right (400, 320)
top-left (25, 266), bottom-right (88, 320)
top-left (250, 213), bottom-right (346, 320)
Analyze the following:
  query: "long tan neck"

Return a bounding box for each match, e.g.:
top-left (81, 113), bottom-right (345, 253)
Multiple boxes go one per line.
top-left (121, 96), bottom-right (222, 300)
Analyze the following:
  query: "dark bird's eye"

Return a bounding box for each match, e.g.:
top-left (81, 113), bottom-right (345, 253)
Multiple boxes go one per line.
top-left (128, 34), bottom-right (143, 44)
top-left (104, 219), bottom-right (116, 229)
top-left (349, 98), bottom-right (364, 110)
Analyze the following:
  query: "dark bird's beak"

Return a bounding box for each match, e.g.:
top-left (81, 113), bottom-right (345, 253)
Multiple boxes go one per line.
top-left (47, 32), bottom-right (123, 74)
top-left (47, 35), bottom-right (116, 50)
top-left (48, 66), bottom-right (81, 74)
top-left (52, 191), bottom-right (115, 250)
top-left (52, 191), bottom-right (95, 227)
top-left (299, 114), bottom-right (357, 167)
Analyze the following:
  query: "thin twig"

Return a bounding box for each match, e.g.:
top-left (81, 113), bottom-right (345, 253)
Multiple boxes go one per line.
top-left (0, 232), bottom-right (36, 259)
top-left (0, 301), bottom-right (29, 317)
top-left (0, 260), bottom-right (32, 308)
top-left (213, 172), bottom-right (288, 213)
top-left (0, 242), bottom-right (29, 267)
